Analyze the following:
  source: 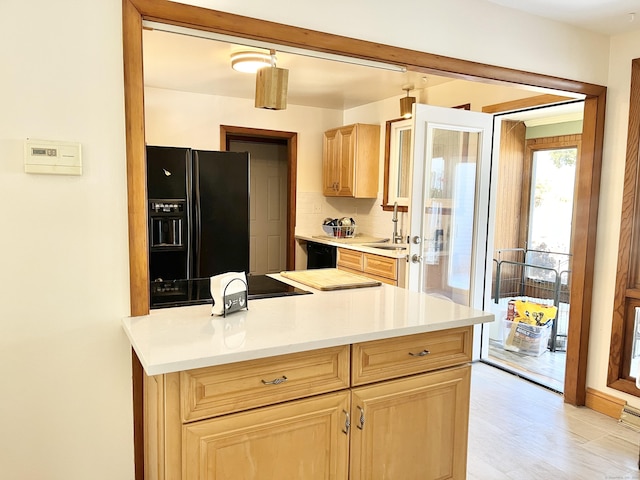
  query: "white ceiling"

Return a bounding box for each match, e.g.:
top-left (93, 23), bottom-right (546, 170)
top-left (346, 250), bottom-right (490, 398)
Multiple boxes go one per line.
top-left (144, 0), bottom-right (629, 115)
top-left (142, 27), bottom-right (455, 111)
top-left (485, 0), bottom-right (640, 35)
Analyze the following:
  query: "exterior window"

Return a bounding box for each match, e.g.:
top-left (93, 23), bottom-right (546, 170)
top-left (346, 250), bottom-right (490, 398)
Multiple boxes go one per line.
top-left (526, 147), bottom-right (576, 282)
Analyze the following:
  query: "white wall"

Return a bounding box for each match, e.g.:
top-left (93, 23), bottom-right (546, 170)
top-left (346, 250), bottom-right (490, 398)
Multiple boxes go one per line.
top-left (0, 0), bottom-right (623, 478)
top-left (144, 86), bottom-right (342, 192)
top-left (184, 0), bottom-right (609, 86)
top-left (588, 29), bottom-right (640, 407)
top-left (0, 1), bottom-right (134, 479)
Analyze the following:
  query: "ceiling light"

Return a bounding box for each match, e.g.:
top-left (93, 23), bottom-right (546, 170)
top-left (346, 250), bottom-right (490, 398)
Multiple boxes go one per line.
top-left (231, 51), bottom-right (271, 73)
top-left (400, 84), bottom-right (416, 119)
top-left (145, 20), bottom-right (406, 73)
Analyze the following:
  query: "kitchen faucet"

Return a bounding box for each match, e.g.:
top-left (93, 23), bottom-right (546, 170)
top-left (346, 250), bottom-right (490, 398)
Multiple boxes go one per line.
top-left (392, 201), bottom-right (403, 244)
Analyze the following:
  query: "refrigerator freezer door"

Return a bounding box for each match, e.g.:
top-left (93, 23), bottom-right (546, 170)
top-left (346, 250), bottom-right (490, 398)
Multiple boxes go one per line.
top-left (146, 146), bottom-right (192, 280)
top-left (146, 146), bottom-right (190, 199)
top-left (192, 150), bottom-right (250, 278)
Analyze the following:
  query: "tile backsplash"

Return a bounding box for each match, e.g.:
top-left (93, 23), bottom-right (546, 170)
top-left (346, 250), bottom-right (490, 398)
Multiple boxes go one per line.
top-left (295, 191), bottom-right (407, 241)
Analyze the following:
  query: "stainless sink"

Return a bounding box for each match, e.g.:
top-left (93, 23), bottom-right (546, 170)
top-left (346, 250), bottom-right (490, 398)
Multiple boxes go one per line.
top-left (362, 243), bottom-right (407, 251)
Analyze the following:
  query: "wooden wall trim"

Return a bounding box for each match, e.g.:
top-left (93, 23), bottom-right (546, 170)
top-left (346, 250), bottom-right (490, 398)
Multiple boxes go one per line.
top-left (608, 59), bottom-right (640, 389)
top-left (564, 94), bottom-right (605, 405)
top-left (482, 94), bottom-right (576, 114)
top-left (130, 0), bottom-right (605, 97)
top-left (123, 0), bottom-right (148, 317)
top-left (585, 387), bottom-right (626, 419)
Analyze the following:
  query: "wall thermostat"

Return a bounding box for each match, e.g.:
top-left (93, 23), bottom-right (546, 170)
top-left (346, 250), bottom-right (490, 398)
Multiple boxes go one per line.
top-left (24, 138), bottom-right (82, 175)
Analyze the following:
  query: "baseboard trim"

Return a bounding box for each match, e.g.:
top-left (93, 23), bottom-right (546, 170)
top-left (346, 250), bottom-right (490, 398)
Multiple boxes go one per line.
top-left (585, 387), bottom-right (626, 419)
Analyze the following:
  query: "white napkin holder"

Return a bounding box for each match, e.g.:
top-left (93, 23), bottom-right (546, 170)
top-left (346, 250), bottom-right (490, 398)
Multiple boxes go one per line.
top-left (210, 272), bottom-right (248, 317)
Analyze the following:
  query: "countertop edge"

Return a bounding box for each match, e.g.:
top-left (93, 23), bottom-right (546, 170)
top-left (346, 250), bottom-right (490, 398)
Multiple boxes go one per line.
top-left (295, 233), bottom-right (407, 258)
top-left (123, 310), bottom-right (493, 376)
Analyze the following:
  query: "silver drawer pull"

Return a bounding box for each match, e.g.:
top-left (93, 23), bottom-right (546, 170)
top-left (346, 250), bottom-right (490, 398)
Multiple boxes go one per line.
top-left (357, 406), bottom-right (365, 430)
top-left (261, 375), bottom-right (288, 385)
top-left (342, 409), bottom-right (351, 435)
top-left (408, 349), bottom-right (430, 357)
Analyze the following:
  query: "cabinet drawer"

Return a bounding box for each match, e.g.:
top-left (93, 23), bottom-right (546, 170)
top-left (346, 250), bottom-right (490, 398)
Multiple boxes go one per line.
top-left (363, 253), bottom-right (397, 280)
top-left (180, 345), bottom-right (350, 422)
top-left (338, 264), bottom-right (397, 286)
top-left (351, 326), bottom-right (472, 386)
top-left (337, 248), bottom-right (363, 270)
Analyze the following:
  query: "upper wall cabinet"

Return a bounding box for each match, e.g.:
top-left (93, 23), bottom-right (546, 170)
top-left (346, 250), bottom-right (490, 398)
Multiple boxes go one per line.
top-left (323, 123), bottom-right (380, 198)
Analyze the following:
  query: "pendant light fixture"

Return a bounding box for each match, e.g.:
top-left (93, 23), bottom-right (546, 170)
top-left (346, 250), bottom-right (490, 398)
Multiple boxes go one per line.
top-left (400, 84), bottom-right (416, 119)
top-left (255, 49), bottom-right (289, 110)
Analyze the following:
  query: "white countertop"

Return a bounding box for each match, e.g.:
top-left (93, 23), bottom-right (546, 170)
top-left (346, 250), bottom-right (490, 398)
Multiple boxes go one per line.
top-left (122, 275), bottom-right (494, 376)
top-left (295, 233), bottom-right (408, 259)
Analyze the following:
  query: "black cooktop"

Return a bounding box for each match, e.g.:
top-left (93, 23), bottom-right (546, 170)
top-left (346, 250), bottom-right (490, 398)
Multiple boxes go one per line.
top-left (150, 274), bottom-right (311, 309)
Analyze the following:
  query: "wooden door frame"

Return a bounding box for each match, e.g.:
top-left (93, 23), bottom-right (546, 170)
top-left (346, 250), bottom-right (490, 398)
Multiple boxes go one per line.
top-left (122, 1), bottom-right (606, 478)
top-left (220, 125), bottom-right (297, 271)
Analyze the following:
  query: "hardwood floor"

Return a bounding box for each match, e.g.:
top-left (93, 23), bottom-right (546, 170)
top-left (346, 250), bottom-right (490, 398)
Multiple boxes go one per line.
top-left (468, 362), bottom-right (640, 479)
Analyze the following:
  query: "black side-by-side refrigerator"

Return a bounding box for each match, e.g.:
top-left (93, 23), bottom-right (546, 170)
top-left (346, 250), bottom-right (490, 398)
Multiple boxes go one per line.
top-left (146, 145), bottom-right (250, 283)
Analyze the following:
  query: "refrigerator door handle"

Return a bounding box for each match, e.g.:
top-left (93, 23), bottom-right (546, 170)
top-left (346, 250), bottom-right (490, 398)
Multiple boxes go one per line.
top-left (192, 150), bottom-right (202, 278)
top-left (185, 149), bottom-right (194, 279)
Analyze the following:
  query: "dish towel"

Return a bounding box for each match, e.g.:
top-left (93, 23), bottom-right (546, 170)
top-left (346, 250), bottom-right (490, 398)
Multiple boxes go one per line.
top-left (210, 271), bottom-right (248, 316)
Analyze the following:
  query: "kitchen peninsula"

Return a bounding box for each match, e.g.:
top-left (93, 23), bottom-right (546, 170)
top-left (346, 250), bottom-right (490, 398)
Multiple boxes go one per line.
top-left (122, 277), bottom-right (493, 479)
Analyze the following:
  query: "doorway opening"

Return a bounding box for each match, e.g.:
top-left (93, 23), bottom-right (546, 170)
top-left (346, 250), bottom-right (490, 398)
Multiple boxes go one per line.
top-left (221, 126), bottom-right (298, 272)
top-left (482, 101), bottom-right (583, 393)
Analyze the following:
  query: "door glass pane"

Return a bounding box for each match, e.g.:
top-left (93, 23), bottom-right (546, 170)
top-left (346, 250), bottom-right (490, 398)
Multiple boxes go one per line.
top-left (396, 128), bottom-right (412, 198)
top-left (421, 128), bottom-right (480, 305)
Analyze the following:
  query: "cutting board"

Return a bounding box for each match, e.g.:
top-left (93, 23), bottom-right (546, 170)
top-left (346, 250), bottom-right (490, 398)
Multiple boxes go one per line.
top-left (280, 268), bottom-right (382, 291)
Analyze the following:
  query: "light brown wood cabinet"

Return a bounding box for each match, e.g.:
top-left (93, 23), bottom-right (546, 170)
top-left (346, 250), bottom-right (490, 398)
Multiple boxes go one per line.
top-left (144, 327), bottom-right (473, 480)
top-left (323, 123), bottom-right (380, 198)
top-left (184, 392), bottom-right (351, 480)
top-left (350, 366), bottom-right (471, 479)
top-left (337, 247), bottom-right (405, 286)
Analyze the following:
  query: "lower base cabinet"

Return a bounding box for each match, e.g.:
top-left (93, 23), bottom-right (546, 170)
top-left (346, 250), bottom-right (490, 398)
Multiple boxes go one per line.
top-left (336, 247), bottom-right (405, 287)
top-left (184, 392), bottom-right (350, 480)
top-left (349, 365), bottom-right (471, 480)
top-left (144, 328), bottom-right (473, 480)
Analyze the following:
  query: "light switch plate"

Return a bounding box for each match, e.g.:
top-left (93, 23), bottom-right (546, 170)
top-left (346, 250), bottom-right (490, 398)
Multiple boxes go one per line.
top-left (24, 138), bottom-right (82, 175)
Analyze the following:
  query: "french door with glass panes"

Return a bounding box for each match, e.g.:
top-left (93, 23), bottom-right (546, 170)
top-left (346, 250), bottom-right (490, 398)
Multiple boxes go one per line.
top-left (407, 104), bottom-right (494, 311)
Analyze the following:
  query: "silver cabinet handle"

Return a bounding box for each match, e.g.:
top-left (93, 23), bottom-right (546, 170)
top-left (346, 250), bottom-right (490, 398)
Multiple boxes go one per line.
top-left (342, 409), bottom-right (351, 435)
top-left (408, 349), bottom-right (430, 357)
top-left (261, 375), bottom-right (288, 385)
top-left (412, 236), bottom-right (422, 245)
top-left (411, 254), bottom-right (422, 264)
top-left (357, 406), bottom-right (365, 430)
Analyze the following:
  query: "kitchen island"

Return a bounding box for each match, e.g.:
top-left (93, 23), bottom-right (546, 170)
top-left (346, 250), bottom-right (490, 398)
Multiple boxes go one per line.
top-left (123, 277), bottom-right (493, 479)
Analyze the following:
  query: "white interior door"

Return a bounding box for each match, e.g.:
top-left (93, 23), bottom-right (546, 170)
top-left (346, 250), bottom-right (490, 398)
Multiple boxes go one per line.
top-left (231, 140), bottom-right (288, 275)
top-left (250, 146), bottom-right (288, 275)
top-left (407, 104), bottom-right (494, 319)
